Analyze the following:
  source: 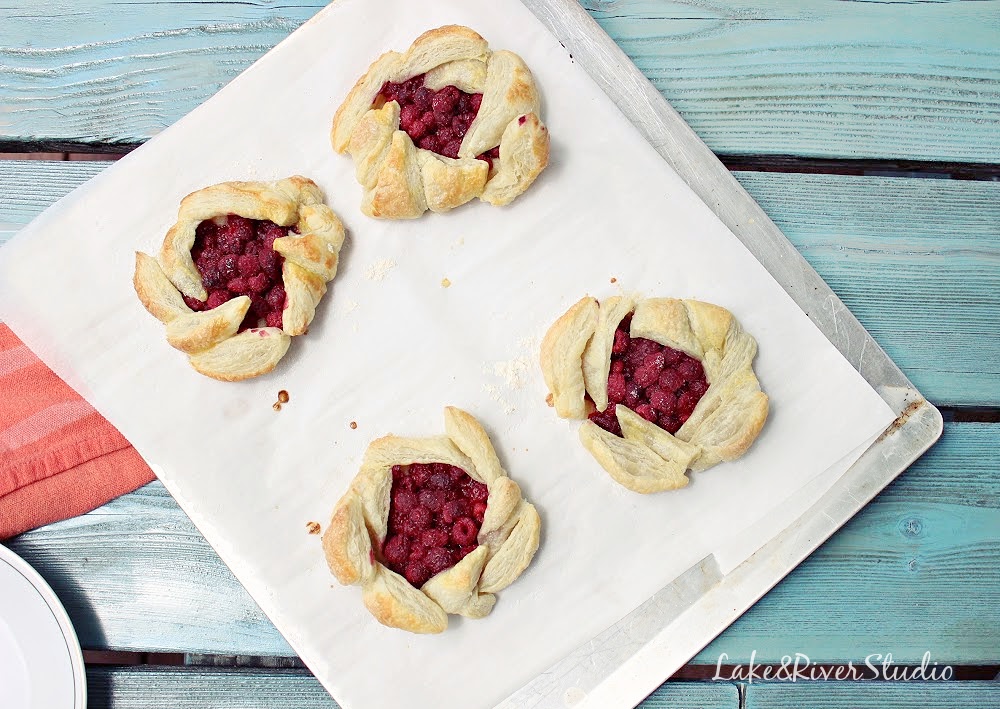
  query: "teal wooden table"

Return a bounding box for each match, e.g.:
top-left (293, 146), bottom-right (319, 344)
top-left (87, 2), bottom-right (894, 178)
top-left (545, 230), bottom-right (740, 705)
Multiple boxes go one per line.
top-left (2, 1), bottom-right (998, 707)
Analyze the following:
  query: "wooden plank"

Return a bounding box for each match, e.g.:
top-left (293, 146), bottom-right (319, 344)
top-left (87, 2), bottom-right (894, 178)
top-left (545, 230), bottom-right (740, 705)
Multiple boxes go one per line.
top-left (2, 160), bottom-right (996, 406)
top-left (85, 667), bottom-right (738, 709)
top-left (744, 681), bottom-right (1000, 709)
top-left (0, 1), bottom-right (998, 162)
top-left (8, 423), bottom-right (998, 663)
top-left (693, 421), bottom-right (1000, 665)
top-left (86, 667), bottom-right (339, 709)
top-left (732, 171), bottom-right (1000, 408)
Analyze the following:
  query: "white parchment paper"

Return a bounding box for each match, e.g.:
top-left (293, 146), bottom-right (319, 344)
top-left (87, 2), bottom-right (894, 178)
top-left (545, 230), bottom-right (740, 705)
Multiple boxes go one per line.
top-left (0, 0), bottom-right (896, 707)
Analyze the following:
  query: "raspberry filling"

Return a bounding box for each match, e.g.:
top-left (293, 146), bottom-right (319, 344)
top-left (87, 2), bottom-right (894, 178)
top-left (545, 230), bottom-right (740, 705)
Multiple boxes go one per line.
top-left (382, 462), bottom-right (488, 588)
top-left (588, 313), bottom-right (710, 437)
top-left (185, 214), bottom-right (288, 332)
top-left (377, 74), bottom-right (500, 166)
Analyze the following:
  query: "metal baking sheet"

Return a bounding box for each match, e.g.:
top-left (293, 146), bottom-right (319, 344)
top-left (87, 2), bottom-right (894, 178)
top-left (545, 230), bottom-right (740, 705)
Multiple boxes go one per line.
top-left (505, 1), bottom-right (943, 706)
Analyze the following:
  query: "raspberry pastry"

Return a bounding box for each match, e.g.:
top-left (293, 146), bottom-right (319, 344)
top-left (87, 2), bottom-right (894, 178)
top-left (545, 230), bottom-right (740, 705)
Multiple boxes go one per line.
top-left (331, 25), bottom-right (550, 218)
top-left (541, 295), bottom-right (769, 493)
top-left (133, 177), bottom-right (344, 381)
top-left (323, 407), bottom-right (541, 634)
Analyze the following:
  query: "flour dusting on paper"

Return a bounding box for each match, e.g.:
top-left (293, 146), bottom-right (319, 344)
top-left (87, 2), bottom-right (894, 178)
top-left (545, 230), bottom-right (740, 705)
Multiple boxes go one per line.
top-left (365, 259), bottom-right (396, 282)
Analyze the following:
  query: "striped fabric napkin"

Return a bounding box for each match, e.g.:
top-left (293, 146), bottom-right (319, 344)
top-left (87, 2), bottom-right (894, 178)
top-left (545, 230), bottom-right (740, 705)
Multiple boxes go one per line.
top-left (0, 325), bottom-right (154, 539)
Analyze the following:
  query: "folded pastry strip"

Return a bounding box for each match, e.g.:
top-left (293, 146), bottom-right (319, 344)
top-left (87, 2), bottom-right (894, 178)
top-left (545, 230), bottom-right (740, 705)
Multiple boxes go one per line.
top-left (134, 177), bottom-right (344, 381)
top-left (541, 295), bottom-right (769, 493)
top-left (332, 25), bottom-right (550, 219)
top-left (323, 407), bottom-right (541, 634)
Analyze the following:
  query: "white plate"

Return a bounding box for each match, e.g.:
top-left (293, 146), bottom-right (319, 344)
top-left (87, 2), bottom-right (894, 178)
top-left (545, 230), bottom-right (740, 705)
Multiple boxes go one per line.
top-left (0, 544), bottom-right (86, 709)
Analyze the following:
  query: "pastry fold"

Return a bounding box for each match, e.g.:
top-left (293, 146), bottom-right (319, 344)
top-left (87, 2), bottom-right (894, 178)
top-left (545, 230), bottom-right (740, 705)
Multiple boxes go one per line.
top-left (541, 295), bottom-right (769, 492)
top-left (323, 408), bottom-right (541, 634)
top-left (332, 25), bottom-right (550, 219)
top-left (133, 176), bottom-right (344, 381)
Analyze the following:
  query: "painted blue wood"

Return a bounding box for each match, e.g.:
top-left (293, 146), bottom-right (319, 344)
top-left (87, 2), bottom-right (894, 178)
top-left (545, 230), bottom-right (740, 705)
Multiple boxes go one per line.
top-left (8, 423), bottom-right (997, 663)
top-left (2, 160), bottom-right (996, 406)
top-left (693, 421), bottom-right (1000, 665)
top-left (744, 681), bottom-right (1000, 709)
top-left (85, 667), bottom-right (738, 709)
top-left (732, 171), bottom-right (1000, 408)
top-left (0, 1), bottom-right (998, 162)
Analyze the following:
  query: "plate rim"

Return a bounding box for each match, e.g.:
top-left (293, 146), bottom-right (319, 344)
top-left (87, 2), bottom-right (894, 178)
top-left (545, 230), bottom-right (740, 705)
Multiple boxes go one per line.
top-left (0, 542), bottom-right (87, 709)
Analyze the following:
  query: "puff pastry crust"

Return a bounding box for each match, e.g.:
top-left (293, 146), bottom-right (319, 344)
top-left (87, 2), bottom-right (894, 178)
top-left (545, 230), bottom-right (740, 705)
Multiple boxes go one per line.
top-left (322, 407), bottom-right (541, 634)
top-left (133, 177), bottom-right (345, 381)
top-left (541, 295), bottom-right (769, 492)
top-left (332, 25), bottom-right (550, 219)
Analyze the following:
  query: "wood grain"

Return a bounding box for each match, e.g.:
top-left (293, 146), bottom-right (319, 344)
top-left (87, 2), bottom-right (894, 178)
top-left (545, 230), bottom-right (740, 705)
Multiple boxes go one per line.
top-left (0, 1), bottom-right (998, 162)
top-left (2, 160), bottom-right (996, 406)
top-left (693, 421), bottom-right (1000, 665)
top-left (732, 171), bottom-right (1000, 407)
top-left (744, 681), bottom-right (1000, 708)
top-left (8, 423), bottom-right (997, 663)
top-left (84, 667), bottom-right (738, 708)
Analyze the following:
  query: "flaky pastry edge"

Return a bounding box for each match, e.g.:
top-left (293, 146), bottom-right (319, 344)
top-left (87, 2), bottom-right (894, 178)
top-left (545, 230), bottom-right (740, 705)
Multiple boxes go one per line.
top-left (322, 407), bottom-right (541, 634)
top-left (133, 176), bottom-right (345, 381)
top-left (540, 295), bottom-right (769, 493)
top-left (331, 25), bottom-right (550, 219)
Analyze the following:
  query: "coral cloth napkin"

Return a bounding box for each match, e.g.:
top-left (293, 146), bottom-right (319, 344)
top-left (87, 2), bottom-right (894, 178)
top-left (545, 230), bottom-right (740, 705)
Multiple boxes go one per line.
top-left (0, 325), bottom-right (154, 539)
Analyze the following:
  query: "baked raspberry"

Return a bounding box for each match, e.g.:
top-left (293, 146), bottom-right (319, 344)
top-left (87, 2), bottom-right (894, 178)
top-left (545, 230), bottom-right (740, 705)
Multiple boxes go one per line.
top-left (187, 214), bottom-right (289, 331)
top-left (588, 313), bottom-right (710, 436)
top-left (265, 285), bottom-right (286, 311)
top-left (424, 548), bottom-right (454, 575)
top-left (418, 489), bottom-right (446, 513)
top-left (471, 501), bottom-right (488, 522)
top-left (218, 254), bottom-right (239, 279)
top-left (477, 145), bottom-right (501, 170)
top-left (237, 254), bottom-right (260, 277)
top-left (264, 311), bottom-right (283, 329)
top-left (612, 328), bottom-right (630, 354)
top-left (589, 404), bottom-right (622, 436)
top-left (441, 499), bottom-right (468, 524)
top-left (608, 372), bottom-right (628, 404)
top-left (452, 518), bottom-right (478, 547)
top-left (247, 273), bottom-right (269, 294)
top-left (404, 561), bottom-right (432, 587)
top-left (381, 462), bottom-right (487, 587)
top-left (393, 490), bottom-right (417, 513)
top-left (226, 215), bottom-right (254, 244)
top-left (382, 535), bottom-right (409, 565)
top-left (634, 404), bottom-right (658, 422)
top-left (408, 506), bottom-right (432, 530)
top-left (377, 75), bottom-right (490, 161)
top-left (206, 290), bottom-right (229, 310)
top-left (421, 529), bottom-right (449, 549)
top-left (226, 277), bottom-right (249, 296)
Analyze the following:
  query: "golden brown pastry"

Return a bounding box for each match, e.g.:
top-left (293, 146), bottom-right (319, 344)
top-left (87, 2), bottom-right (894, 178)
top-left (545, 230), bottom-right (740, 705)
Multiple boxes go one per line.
top-left (323, 407), bottom-right (541, 634)
top-left (332, 25), bottom-right (549, 219)
top-left (541, 295), bottom-right (768, 493)
top-left (134, 177), bottom-right (344, 381)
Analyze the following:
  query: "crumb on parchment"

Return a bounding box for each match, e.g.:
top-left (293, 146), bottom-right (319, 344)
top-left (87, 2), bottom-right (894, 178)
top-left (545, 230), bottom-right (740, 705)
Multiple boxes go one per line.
top-left (273, 402), bottom-right (282, 412)
top-left (350, 421), bottom-right (358, 430)
top-left (278, 390), bottom-right (289, 404)
top-left (610, 277), bottom-right (617, 283)
top-left (441, 277), bottom-right (451, 288)
top-left (306, 521), bottom-right (321, 535)
top-left (546, 393), bottom-right (554, 407)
